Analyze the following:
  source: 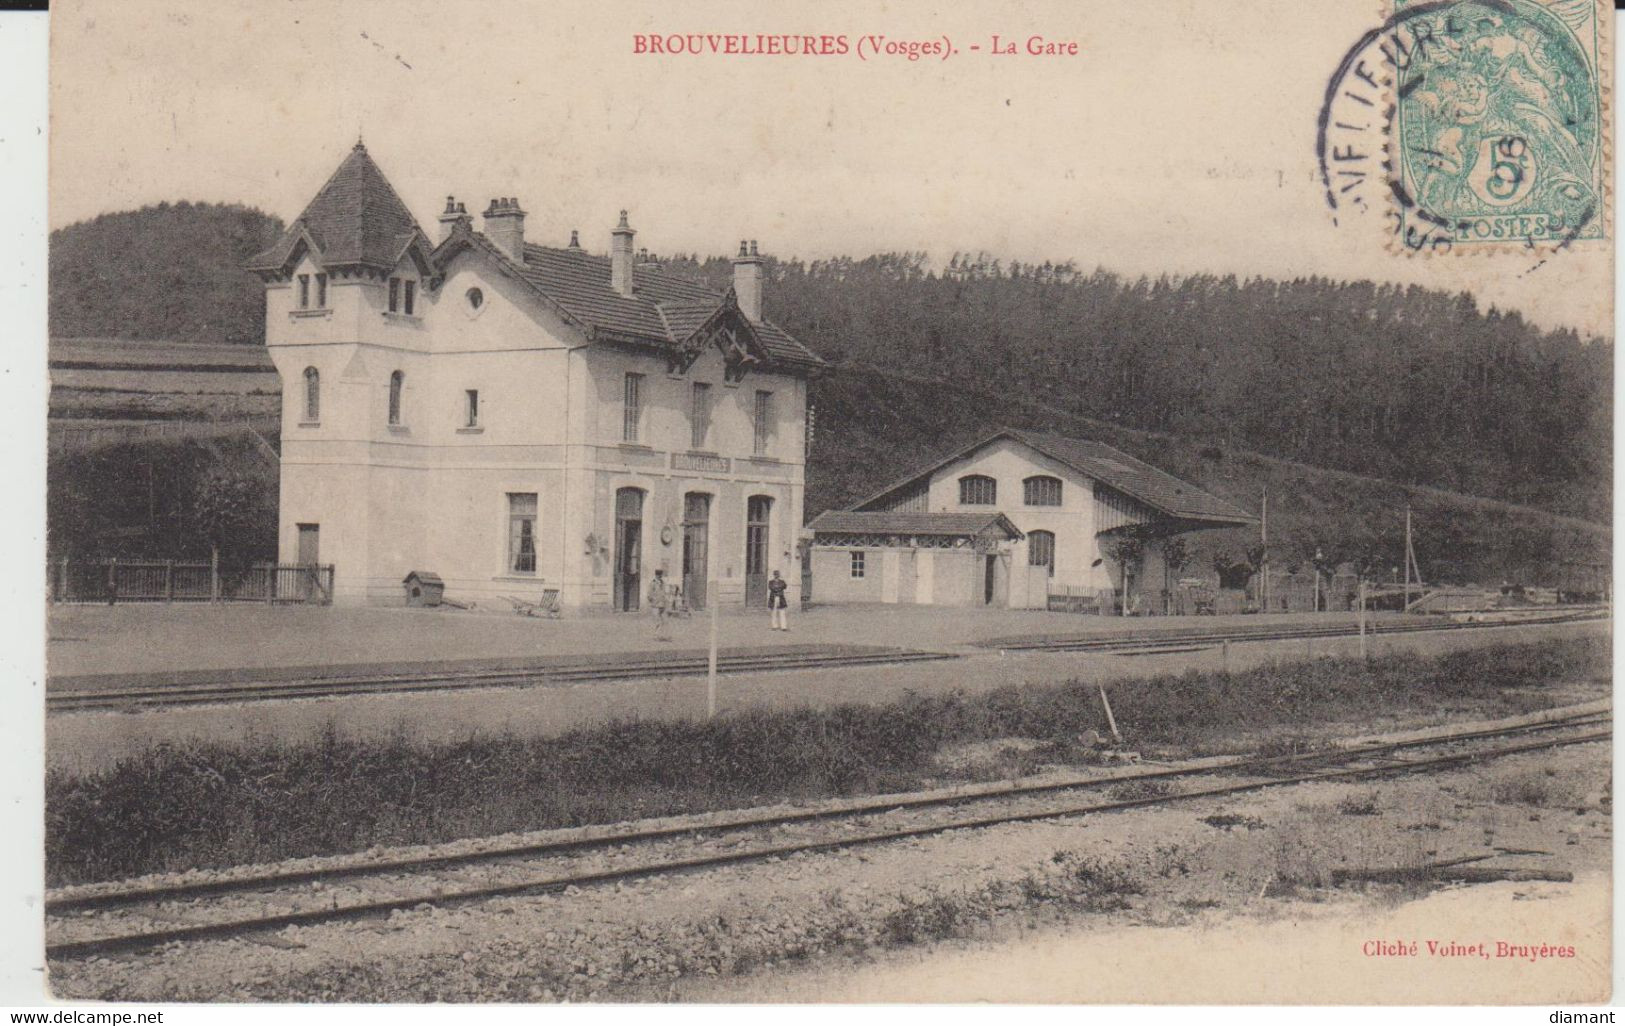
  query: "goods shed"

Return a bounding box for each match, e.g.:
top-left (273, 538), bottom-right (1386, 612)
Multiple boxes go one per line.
top-left (806, 511), bottom-right (1024, 607)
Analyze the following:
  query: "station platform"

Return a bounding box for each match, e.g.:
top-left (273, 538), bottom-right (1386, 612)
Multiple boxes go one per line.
top-left (47, 602), bottom-right (1384, 681)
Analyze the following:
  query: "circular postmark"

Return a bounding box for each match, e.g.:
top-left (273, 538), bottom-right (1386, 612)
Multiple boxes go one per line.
top-left (1318, 0), bottom-right (1606, 255)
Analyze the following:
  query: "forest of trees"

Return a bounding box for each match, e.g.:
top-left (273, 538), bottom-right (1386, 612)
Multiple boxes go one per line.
top-left (49, 202), bottom-right (284, 346)
top-left (49, 205), bottom-right (1611, 528)
top-left (660, 252), bottom-right (1611, 525)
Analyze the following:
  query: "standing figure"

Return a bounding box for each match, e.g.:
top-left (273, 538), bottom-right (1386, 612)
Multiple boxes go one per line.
top-left (648, 568), bottom-right (672, 641)
top-left (767, 569), bottom-right (789, 631)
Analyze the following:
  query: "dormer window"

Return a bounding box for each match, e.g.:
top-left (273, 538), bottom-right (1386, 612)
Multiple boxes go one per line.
top-left (315, 273), bottom-right (328, 308)
top-left (297, 274), bottom-right (311, 309)
top-left (388, 277), bottom-right (416, 315)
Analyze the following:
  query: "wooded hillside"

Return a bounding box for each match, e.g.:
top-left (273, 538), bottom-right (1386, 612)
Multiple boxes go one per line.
top-left (50, 203), bottom-right (284, 346)
top-left (661, 253), bottom-right (1611, 525)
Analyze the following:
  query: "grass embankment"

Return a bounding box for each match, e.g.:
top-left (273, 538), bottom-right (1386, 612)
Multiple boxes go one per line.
top-left (48, 636), bottom-right (1608, 885)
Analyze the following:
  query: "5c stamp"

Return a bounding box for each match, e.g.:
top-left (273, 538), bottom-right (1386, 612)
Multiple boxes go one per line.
top-left (1319, 0), bottom-right (1609, 254)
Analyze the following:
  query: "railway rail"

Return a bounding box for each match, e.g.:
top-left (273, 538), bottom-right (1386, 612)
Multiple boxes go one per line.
top-left (980, 608), bottom-right (1608, 655)
top-left (45, 705), bottom-right (1610, 960)
top-left (46, 645), bottom-right (957, 713)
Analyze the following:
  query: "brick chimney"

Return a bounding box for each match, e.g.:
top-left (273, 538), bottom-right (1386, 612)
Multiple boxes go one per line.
top-left (610, 210), bottom-right (636, 297)
top-left (482, 197), bottom-right (526, 261)
top-left (438, 195), bottom-right (470, 244)
top-left (732, 239), bottom-right (763, 322)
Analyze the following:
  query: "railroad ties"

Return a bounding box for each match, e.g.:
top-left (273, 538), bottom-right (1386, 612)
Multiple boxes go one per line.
top-left (44, 704), bottom-right (1609, 960)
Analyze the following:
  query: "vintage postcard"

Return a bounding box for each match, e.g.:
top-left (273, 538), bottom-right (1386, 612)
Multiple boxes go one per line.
top-left (25, 0), bottom-right (1614, 1008)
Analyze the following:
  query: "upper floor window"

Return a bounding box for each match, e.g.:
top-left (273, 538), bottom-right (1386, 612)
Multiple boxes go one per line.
top-left (850, 551), bottom-right (866, 578)
top-left (753, 390), bottom-right (774, 456)
top-left (1028, 530), bottom-right (1056, 577)
top-left (297, 274), bottom-right (311, 309)
top-left (388, 278), bottom-right (400, 312)
top-left (623, 372), bottom-right (643, 442)
top-left (464, 389), bottom-right (480, 428)
top-left (1024, 475), bottom-right (1063, 506)
top-left (959, 474), bottom-right (997, 505)
top-left (302, 366), bottom-right (320, 423)
top-left (690, 382), bottom-right (712, 450)
top-left (315, 273), bottom-right (328, 308)
top-left (388, 371), bottom-right (404, 426)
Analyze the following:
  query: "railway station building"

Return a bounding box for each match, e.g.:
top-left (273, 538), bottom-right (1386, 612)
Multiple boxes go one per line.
top-left (808, 428), bottom-right (1255, 612)
top-left (249, 142), bottom-right (824, 609)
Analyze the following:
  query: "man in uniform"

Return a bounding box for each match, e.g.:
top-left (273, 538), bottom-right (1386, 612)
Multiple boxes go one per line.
top-left (767, 569), bottom-right (789, 631)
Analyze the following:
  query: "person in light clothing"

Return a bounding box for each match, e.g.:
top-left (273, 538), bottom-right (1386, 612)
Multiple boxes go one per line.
top-left (767, 570), bottom-right (789, 631)
top-left (648, 569), bottom-right (672, 641)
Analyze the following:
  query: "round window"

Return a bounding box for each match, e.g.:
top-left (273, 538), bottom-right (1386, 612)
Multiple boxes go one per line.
top-left (466, 287), bottom-right (484, 310)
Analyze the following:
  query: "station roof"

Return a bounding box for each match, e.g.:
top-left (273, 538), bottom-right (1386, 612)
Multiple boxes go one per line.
top-left (852, 427), bottom-right (1258, 529)
top-left (808, 511), bottom-right (1024, 539)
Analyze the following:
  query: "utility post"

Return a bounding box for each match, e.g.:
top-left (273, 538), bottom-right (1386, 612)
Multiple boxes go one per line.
top-left (1260, 488), bottom-right (1269, 614)
top-left (706, 569), bottom-right (719, 719)
top-left (1403, 505), bottom-right (1412, 611)
top-left (1358, 577), bottom-right (1368, 660)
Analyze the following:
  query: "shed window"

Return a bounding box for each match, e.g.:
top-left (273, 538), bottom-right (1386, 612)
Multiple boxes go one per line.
top-left (1028, 530), bottom-right (1056, 577)
top-left (1024, 475), bottom-right (1062, 506)
top-left (508, 493), bottom-right (537, 574)
top-left (387, 371), bottom-right (404, 425)
top-left (959, 474), bottom-right (997, 505)
top-left (850, 551), bottom-right (866, 578)
top-left (302, 367), bottom-right (320, 423)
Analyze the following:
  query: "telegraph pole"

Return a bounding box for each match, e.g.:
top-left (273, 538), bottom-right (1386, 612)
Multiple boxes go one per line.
top-left (1403, 505), bottom-right (1413, 611)
top-left (707, 572), bottom-right (719, 719)
top-left (1260, 488), bottom-right (1269, 613)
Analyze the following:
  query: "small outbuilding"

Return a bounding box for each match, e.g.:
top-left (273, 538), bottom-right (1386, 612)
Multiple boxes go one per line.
top-left (806, 511), bottom-right (1024, 607)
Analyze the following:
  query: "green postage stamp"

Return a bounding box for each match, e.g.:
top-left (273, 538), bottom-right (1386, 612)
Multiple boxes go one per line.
top-left (1391, 0), bottom-right (1609, 249)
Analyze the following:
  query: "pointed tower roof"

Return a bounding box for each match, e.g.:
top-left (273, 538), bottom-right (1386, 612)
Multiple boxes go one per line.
top-left (247, 141), bottom-right (429, 273)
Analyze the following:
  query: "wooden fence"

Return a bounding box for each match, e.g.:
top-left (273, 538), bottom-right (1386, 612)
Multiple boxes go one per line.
top-left (50, 558), bottom-right (335, 605)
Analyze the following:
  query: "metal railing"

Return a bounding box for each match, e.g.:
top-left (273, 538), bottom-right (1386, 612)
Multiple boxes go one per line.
top-left (50, 559), bottom-right (334, 605)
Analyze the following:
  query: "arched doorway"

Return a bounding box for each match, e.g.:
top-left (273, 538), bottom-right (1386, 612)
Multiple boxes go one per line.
top-left (613, 487), bottom-right (644, 612)
top-left (745, 495), bottom-right (772, 607)
top-left (682, 492), bottom-right (711, 610)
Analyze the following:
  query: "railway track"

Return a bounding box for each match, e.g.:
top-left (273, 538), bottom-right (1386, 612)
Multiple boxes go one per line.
top-left (980, 609), bottom-right (1608, 655)
top-left (46, 645), bottom-right (958, 713)
top-left (45, 705), bottom-right (1610, 960)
